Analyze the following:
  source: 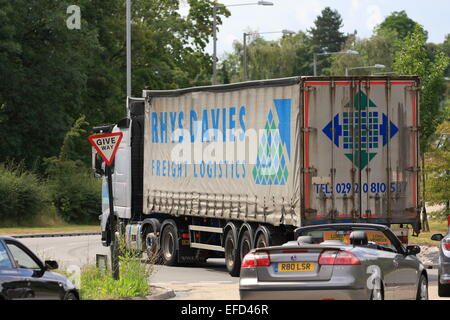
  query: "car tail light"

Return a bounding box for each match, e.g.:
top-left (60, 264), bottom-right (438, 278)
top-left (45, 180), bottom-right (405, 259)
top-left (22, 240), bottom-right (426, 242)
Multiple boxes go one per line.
top-left (319, 250), bottom-right (361, 266)
top-left (398, 236), bottom-right (409, 244)
top-left (241, 251), bottom-right (271, 268)
top-left (442, 240), bottom-right (450, 251)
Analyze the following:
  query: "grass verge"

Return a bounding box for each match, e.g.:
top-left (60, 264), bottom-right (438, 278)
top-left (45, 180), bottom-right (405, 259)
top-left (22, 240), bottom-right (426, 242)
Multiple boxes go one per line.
top-left (79, 236), bottom-right (152, 300)
top-left (0, 225), bottom-right (99, 236)
top-left (409, 219), bottom-right (449, 245)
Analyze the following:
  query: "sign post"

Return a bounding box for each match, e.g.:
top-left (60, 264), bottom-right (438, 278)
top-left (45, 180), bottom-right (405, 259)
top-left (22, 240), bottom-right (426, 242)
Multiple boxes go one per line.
top-left (88, 132), bottom-right (123, 280)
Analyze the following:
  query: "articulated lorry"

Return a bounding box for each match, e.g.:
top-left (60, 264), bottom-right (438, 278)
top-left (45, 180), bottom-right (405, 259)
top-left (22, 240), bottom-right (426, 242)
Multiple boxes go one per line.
top-left (93, 76), bottom-right (421, 276)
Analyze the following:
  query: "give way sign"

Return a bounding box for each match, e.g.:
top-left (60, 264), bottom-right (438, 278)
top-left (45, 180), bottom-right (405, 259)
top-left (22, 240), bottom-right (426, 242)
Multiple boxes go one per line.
top-left (88, 132), bottom-right (123, 166)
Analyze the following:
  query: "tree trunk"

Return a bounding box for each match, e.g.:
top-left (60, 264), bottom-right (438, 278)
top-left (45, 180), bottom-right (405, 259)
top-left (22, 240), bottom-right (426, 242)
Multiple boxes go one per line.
top-left (421, 155), bottom-right (430, 232)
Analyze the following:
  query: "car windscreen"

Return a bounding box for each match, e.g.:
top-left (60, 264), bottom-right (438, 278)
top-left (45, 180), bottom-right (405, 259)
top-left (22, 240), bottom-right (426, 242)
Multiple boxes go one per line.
top-left (297, 227), bottom-right (397, 253)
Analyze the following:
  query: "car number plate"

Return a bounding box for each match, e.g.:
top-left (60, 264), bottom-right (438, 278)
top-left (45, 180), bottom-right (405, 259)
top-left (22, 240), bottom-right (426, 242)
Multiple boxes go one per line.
top-left (275, 262), bottom-right (315, 273)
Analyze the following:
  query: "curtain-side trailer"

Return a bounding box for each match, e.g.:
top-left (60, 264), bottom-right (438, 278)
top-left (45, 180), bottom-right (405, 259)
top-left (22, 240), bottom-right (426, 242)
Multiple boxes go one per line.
top-left (94, 76), bottom-right (421, 276)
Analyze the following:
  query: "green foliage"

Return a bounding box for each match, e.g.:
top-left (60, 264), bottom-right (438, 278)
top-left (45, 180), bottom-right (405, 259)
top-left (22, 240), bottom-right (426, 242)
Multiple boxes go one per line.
top-left (309, 7), bottom-right (346, 75)
top-left (425, 120), bottom-right (450, 208)
top-left (330, 31), bottom-right (398, 76)
top-left (0, 0), bottom-right (100, 169)
top-left (393, 25), bottom-right (450, 152)
top-left (59, 115), bottom-right (91, 165)
top-left (0, 0), bottom-right (229, 170)
top-left (45, 158), bottom-right (101, 224)
top-left (0, 163), bottom-right (49, 224)
top-left (44, 115), bottom-right (100, 224)
top-left (80, 235), bottom-right (151, 300)
top-left (220, 31), bottom-right (313, 82)
top-left (309, 7), bottom-right (346, 53)
top-left (376, 10), bottom-right (425, 40)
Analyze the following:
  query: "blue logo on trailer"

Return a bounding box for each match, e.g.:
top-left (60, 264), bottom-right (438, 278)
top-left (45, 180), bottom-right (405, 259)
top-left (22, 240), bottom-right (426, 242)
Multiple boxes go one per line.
top-left (322, 91), bottom-right (399, 169)
top-left (252, 99), bottom-right (291, 185)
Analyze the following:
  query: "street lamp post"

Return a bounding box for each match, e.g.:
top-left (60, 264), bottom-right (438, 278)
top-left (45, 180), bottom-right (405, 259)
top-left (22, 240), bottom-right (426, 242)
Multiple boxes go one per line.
top-left (212, 1), bottom-right (274, 84)
top-left (126, 0), bottom-right (131, 99)
top-left (313, 50), bottom-right (359, 76)
top-left (243, 29), bottom-right (295, 81)
top-left (345, 64), bottom-right (386, 76)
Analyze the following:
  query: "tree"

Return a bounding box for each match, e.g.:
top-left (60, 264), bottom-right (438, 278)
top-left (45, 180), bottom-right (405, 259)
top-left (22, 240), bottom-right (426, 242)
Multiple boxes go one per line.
top-left (393, 25), bottom-right (449, 153)
top-left (220, 30), bottom-right (313, 82)
top-left (0, 0), bottom-right (229, 170)
top-left (309, 7), bottom-right (346, 53)
top-left (393, 25), bottom-right (449, 230)
top-left (377, 11), bottom-right (425, 40)
top-left (425, 119), bottom-right (450, 217)
top-left (309, 7), bottom-right (346, 75)
top-left (0, 0), bottom-right (100, 170)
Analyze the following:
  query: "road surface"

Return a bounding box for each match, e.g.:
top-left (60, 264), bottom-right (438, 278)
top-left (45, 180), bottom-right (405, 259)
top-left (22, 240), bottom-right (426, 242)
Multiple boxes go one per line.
top-left (17, 235), bottom-right (449, 300)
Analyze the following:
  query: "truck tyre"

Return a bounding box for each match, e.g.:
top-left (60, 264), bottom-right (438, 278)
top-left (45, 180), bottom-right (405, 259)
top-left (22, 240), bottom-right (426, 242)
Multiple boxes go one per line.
top-left (224, 229), bottom-right (241, 277)
top-left (160, 223), bottom-right (178, 266)
top-left (438, 273), bottom-right (450, 297)
top-left (255, 232), bottom-right (269, 248)
top-left (239, 230), bottom-right (253, 261)
top-left (142, 219), bottom-right (161, 263)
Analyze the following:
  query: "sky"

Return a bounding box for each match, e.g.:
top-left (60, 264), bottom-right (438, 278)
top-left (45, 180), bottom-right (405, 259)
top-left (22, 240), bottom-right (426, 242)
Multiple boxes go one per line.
top-left (181, 0), bottom-right (450, 58)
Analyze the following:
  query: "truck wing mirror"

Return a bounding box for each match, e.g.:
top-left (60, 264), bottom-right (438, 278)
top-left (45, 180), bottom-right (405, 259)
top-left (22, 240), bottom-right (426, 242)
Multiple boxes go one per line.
top-left (93, 153), bottom-right (105, 177)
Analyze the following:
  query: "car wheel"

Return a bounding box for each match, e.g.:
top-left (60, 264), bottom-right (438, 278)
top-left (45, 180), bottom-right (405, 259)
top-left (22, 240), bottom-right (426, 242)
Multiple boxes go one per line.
top-left (224, 230), bottom-right (241, 277)
top-left (160, 224), bottom-right (178, 266)
top-left (438, 273), bottom-right (450, 297)
top-left (370, 286), bottom-right (384, 300)
top-left (416, 274), bottom-right (428, 300)
top-left (64, 292), bottom-right (79, 300)
top-left (239, 230), bottom-right (252, 261)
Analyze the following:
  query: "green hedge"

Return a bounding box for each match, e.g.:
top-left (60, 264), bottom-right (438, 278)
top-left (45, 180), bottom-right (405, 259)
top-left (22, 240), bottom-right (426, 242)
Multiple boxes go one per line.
top-left (0, 163), bottom-right (48, 224)
top-left (46, 159), bottom-right (101, 224)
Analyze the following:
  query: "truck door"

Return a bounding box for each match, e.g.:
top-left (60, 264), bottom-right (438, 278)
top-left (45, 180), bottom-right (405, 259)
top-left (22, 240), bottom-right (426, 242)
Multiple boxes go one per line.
top-left (112, 125), bottom-right (132, 220)
top-left (302, 79), bottom-right (419, 226)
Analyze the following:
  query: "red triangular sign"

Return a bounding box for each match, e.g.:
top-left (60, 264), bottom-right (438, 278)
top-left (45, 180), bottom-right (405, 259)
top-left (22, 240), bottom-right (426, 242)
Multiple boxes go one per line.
top-left (88, 133), bottom-right (123, 166)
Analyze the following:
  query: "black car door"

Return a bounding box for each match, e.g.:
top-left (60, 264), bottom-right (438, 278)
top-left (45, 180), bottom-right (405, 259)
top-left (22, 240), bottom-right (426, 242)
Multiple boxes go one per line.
top-left (5, 240), bottom-right (63, 300)
top-left (0, 240), bottom-right (33, 300)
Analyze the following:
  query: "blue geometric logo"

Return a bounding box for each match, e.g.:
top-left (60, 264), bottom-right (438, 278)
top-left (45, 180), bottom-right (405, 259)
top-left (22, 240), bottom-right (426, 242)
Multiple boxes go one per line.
top-left (322, 91), bottom-right (399, 169)
top-left (252, 99), bottom-right (291, 185)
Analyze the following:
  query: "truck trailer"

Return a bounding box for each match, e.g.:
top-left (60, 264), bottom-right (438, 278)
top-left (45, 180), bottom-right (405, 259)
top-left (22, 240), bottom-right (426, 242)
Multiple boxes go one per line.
top-left (93, 76), bottom-right (421, 276)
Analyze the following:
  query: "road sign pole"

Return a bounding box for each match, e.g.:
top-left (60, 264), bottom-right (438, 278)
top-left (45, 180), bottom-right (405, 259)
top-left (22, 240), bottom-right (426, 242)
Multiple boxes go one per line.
top-left (88, 132), bottom-right (123, 280)
top-left (106, 164), bottom-right (120, 280)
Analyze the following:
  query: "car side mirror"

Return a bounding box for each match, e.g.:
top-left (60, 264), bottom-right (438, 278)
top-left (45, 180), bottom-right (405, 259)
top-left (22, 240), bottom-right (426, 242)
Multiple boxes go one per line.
top-left (431, 234), bottom-right (444, 242)
top-left (45, 260), bottom-right (59, 270)
top-left (406, 245), bottom-right (421, 256)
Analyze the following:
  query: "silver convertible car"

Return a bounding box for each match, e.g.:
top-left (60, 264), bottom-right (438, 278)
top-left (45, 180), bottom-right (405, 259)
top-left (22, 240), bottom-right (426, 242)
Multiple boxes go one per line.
top-left (431, 227), bottom-right (450, 297)
top-left (239, 223), bottom-right (428, 300)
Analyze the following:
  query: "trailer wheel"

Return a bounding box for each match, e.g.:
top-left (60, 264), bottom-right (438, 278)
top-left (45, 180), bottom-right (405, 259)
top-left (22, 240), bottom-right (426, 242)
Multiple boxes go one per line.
top-left (224, 229), bottom-right (241, 277)
top-left (255, 232), bottom-right (270, 248)
top-left (161, 224), bottom-right (178, 266)
top-left (239, 230), bottom-right (252, 261)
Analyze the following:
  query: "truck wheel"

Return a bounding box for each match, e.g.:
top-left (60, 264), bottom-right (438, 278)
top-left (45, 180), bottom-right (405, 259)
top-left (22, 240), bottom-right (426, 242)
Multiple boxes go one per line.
top-left (142, 219), bottom-right (161, 263)
top-left (255, 231), bottom-right (270, 248)
top-left (438, 273), bottom-right (450, 297)
top-left (239, 230), bottom-right (252, 261)
top-left (160, 224), bottom-right (178, 266)
top-left (224, 230), bottom-right (241, 277)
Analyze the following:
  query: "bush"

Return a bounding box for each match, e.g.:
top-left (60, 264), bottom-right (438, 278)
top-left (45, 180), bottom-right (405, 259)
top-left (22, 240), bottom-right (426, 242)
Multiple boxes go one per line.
top-left (46, 158), bottom-right (101, 224)
top-left (80, 235), bottom-right (151, 300)
top-left (0, 163), bottom-right (49, 224)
